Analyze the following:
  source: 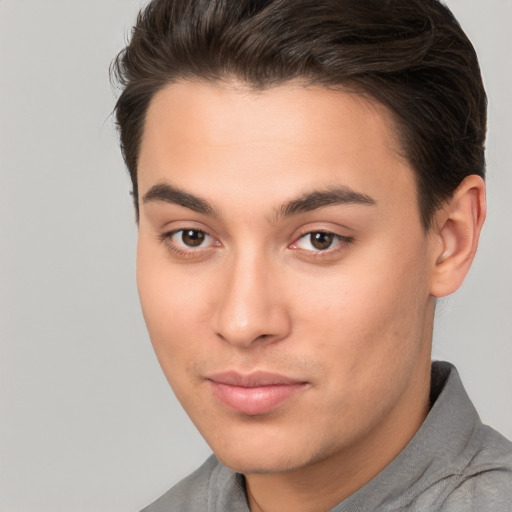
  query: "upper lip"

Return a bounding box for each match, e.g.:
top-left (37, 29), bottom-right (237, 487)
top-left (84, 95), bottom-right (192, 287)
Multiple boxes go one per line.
top-left (207, 371), bottom-right (305, 388)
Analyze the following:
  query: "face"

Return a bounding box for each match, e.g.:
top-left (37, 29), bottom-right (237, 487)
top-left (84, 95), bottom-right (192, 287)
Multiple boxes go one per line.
top-left (136, 81), bottom-right (437, 475)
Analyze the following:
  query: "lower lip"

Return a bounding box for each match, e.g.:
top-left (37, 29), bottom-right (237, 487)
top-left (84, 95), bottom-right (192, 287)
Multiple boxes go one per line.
top-left (208, 381), bottom-right (306, 415)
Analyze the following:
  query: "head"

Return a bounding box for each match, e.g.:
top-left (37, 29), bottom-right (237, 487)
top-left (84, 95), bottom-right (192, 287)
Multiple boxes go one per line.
top-left (111, 0), bottom-right (487, 483)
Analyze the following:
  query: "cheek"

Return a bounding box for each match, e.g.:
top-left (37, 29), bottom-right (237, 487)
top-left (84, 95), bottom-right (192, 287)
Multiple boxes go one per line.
top-left (293, 239), bottom-right (432, 392)
top-left (136, 243), bottom-right (211, 378)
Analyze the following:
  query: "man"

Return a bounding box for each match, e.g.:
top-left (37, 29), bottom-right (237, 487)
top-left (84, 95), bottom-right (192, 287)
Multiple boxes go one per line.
top-left (111, 0), bottom-right (512, 510)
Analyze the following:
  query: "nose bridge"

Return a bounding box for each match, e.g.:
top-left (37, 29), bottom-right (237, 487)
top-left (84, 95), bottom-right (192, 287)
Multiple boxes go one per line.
top-left (214, 245), bottom-right (289, 347)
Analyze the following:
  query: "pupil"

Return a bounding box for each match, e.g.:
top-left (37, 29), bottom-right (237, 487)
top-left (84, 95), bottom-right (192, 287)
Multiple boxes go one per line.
top-left (311, 232), bottom-right (333, 250)
top-left (182, 230), bottom-right (205, 247)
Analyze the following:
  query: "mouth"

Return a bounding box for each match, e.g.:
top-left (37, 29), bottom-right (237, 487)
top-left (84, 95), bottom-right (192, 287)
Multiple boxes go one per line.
top-left (206, 371), bottom-right (308, 415)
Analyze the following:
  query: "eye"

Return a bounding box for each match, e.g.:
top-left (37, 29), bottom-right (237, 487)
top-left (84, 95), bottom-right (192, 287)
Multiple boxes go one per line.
top-left (291, 231), bottom-right (352, 253)
top-left (163, 229), bottom-right (218, 252)
top-left (177, 229), bottom-right (208, 247)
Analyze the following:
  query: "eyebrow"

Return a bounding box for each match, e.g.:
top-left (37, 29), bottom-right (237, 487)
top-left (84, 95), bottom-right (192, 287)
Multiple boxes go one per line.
top-left (142, 183), bottom-right (217, 216)
top-left (142, 182), bottom-right (376, 219)
top-left (279, 186), bottom-right (376, 218)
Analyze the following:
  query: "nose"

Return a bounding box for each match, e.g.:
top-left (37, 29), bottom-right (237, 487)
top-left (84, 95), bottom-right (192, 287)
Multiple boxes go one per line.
top-left (213, 251), bottom-right (291, 348)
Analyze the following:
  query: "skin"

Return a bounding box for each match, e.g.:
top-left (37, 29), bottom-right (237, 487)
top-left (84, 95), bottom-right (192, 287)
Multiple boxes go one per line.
top-left (136, 80), bottom-right (485, 512)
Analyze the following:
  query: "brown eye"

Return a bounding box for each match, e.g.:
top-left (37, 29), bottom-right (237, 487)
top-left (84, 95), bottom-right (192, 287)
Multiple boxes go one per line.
top-left (163, 228), bottom-right (220, 256)
top-left (181, 229), bottom-right (206, 247)
top-left (291, 230), bottom-right (351, 254)
top-left (309, 232), bottom-right (335, 250)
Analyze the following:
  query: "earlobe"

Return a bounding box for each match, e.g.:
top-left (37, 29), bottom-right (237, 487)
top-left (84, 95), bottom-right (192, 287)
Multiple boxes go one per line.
top-left (430, 175), bottom-right (486, 298)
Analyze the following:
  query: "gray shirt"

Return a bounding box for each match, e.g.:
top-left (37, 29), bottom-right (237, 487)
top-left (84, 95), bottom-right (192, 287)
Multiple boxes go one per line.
top-left (142, 362), bottom-right (512, 511)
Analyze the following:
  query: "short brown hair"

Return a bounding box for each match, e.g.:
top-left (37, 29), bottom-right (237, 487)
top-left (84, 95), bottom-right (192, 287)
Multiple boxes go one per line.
top-left (111, 0), bottom-right (486, 228)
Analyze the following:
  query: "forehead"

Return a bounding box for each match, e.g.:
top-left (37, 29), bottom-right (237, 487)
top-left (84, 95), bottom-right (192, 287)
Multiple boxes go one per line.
top-left (142, 79), bottom-right (403, 155)
top-left (138, 80), bottom-right (418, 217)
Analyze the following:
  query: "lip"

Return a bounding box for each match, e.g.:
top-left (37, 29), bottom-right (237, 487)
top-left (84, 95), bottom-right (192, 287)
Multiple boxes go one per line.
top-left (206, 371), bottom-right (308, 415)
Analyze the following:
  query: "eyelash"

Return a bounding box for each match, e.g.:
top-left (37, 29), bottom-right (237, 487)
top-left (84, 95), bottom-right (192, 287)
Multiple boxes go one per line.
top-left (291, 230), bottom-right (354, 257)
top-left (159, 229), bottom-right (219, 258)
top-left (159, 228), bottom-right (354, 259)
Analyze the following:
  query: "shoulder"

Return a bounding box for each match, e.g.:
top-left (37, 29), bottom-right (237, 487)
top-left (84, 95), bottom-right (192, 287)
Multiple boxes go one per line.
top-left (140, 455), bottom-right (248, 512)
top-left (437, 425), bottom-right (512, 511)
top-left (140, 455), bottom-right (220, 512)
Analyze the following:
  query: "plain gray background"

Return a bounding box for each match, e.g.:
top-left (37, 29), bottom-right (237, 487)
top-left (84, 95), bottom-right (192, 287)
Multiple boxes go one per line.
top-left (0, 1), bottom-right (510, 511)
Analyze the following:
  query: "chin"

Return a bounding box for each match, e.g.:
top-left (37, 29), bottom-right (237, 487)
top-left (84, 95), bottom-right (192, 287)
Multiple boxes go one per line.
top-left (217, 449), bottom-right (308, 475)
top-left (204, 423), bottom-right (321, 475)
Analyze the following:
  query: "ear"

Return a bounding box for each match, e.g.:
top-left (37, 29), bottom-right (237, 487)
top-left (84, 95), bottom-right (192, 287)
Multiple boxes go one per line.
top-left (429, 175), bottom-right (486, 298)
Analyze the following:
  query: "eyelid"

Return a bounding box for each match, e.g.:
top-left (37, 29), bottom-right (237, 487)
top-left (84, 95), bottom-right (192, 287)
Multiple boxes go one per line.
top-left (159, 227), bottom-right (221, 257)
top-left (157, 223), bottom-right (353, 259)
top-left (288, 228), bottom-right (354, 256)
